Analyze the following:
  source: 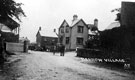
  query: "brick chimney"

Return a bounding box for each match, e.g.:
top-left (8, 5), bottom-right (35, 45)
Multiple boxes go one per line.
top-left (72, 15), bottom-right (78, 22)
top-left (94, 19), bottom-right (98, 27)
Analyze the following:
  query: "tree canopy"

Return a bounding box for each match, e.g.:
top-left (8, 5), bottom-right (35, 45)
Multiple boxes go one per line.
top-left (0, 0), bottom-right (26, 29)
top-left (0, 0), bottom-right (26, 21)
top-left (111, 8), bottom-right (121, 22)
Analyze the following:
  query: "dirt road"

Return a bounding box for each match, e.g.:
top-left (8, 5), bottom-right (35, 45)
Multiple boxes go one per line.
top-left (0, 51), bottom-right (134, 80)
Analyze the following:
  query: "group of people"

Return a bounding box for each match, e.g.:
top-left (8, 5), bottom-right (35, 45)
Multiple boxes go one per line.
top-left (53, 43), bottom-right (65, 56)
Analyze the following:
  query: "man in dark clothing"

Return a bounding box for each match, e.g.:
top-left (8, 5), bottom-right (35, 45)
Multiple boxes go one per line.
top-left (53, 45), bottom-right (56, 55)
top-left (60, 44), bottom-right (65, 56)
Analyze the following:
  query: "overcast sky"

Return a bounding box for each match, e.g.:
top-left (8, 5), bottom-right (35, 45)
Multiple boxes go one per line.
top-left (16, 0), bottom-right (134, 42)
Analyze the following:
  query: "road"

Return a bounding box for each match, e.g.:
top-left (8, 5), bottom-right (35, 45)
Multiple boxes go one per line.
top-left (0, 51), bottom-right (135, 80)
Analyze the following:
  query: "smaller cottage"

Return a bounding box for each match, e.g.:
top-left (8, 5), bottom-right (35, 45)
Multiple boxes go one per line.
top-left (36, 27), bottom-right (58, 51)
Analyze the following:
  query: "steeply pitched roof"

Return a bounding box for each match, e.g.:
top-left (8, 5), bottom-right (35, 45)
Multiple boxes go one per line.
top-left (87, 24), bottom-right (98, 31)
top-left (87, 24), bottom-right (95, 29)
top-left (38, 30), bottom-right (57, 38)
top-left (70, 19), bottom-right (80, 27)
top-left (59, 16), bottom-right (88, 29)
top-left (70, 19), bottom-right (88, 28)
top-left (106, 21), bottom-right (120, 30)
top-left (59, 20), bottom-right (69, 28)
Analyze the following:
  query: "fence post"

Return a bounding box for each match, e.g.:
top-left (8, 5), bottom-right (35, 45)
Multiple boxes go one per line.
top-left (24, 40), bottom-right (28, 53)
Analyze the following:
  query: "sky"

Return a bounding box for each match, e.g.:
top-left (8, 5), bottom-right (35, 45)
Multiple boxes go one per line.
top-left (16, 0), bottom-right (135, 42)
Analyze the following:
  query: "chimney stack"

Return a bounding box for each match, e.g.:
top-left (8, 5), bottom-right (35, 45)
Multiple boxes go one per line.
top-left (94, 19), bottom-right (98, 27)
top-left (72, 15), bottom-right (78, 22)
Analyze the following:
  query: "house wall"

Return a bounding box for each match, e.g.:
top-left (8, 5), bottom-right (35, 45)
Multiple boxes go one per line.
top-left (70, 21), bottom-right (88, 49)
top-left (41, 37), bottom-right (58, 46)
top-left (1, 32), bottom-right (19, 42)
top-left (64, 27), bottom-right (71, 50)
top-left (40, 36), bottom-right (58, 51)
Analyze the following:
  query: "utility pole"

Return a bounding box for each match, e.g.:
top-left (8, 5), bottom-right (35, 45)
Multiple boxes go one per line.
top-left (54, 28), bottom-right (60, 43)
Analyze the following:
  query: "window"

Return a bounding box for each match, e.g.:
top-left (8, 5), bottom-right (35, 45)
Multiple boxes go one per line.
top-left (44, 38), bottom-right (47, 41)
top-left (66, 25), bottom-right (69, 33)
top-left (66, 37), bottom-right (70, 44)
top-left (76, 37), bottom-right (83, 45)
top-left (78, 26), bottom-right (83, 33)
top-left (61, 28), bottom-right (64, 33)
top-left (66, 27), bottom-right (69, 33)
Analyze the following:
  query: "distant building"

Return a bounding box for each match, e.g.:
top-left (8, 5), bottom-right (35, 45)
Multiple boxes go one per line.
top-left (36, 27), bottom-right (58, 51)
top-left (29, 42), bottom-right (37, 50)
top-left (58, 15), bottom-right (98, 50)
top-left (19, 37), bottom-right (30, 43)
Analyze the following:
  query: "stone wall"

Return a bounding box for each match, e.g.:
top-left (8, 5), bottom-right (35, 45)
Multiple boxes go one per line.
top-left (6, 42), bottom-right (24, 52)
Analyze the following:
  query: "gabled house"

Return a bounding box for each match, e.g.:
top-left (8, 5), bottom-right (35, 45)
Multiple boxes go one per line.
top-left (36, 27), bottom-right (58, 51)
top-left (59, 15), bottom-right (98, 50)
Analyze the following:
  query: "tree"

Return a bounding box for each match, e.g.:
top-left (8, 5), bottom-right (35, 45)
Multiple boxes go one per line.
top-left (111, 8), bottom-right (121, 23)
top-left (0, 0), bottom-right (26, 26)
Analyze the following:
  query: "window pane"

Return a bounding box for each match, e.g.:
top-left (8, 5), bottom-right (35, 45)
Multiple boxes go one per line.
top-left (61, 28), bottom-right (64, 33)
top-left (66, 28), bottom-right (69, 33)
top-left (78, 26), bottom-right (83, 33)
top-left (66, 37), bottom-right (69, 44)
top-left (76, 37), bottom-right (83, 45)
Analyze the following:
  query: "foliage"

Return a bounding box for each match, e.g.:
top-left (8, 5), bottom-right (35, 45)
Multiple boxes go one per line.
top-left (100, 26), bottom-right (135, 57)
top-left (111, 8), bottom-right (121, 13)
top-left (111, 8), bottom-right (121, 22)
top-left (85, 25), bottom-right (135, 58)
top-left (0, 0), bottom-right (26, 22)
top-left (85, 35), bottom-right (100, 49)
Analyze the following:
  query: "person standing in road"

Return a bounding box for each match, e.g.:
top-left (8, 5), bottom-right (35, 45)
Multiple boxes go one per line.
top-left (53, 45), bottom-right (56, 55)
top-left (60, 44), bottom-right (65, 56)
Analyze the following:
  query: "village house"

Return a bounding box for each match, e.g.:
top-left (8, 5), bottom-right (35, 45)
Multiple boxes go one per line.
top-left (58, 15), bottom-right (98, 50)
top-left (0, 18), bottom-right (25, 53)
top-left (0, 18), bottom-right (20, 42)
top-left (19, 37), bottom-right (30, 44)
top-left (36, 27), bottom-right (58, 51)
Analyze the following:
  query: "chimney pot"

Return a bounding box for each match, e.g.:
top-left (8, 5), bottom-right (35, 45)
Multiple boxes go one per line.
top-left (73, 15), bottom-right (78, 21)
